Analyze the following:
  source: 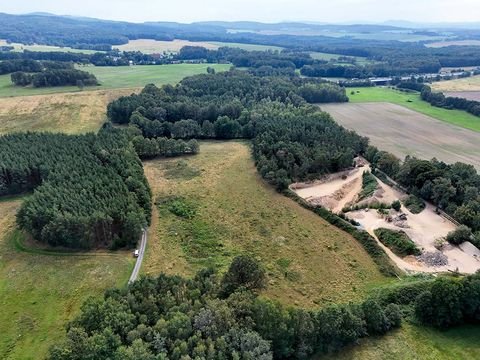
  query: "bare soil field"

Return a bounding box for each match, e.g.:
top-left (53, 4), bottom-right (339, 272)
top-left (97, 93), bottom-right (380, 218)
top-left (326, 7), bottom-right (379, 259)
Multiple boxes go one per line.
top-left (426, 40), bottom-right (480, 48)
top-left (292, 163), bottom-right (480, 274)
top-left (114, 39), bottom-right (219, 54)
top-left (432, 75), bottom-right (480, 92)
top-left (443, 91), bottom-right (480, 101)
top-left (0, 89), bottom-right (135, 134)
top-left (322, 103), bottom-right (480, 170)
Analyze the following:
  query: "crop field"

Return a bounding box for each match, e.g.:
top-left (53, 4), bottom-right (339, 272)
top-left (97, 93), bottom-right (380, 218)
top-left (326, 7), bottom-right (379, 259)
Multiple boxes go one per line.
top-left (0, 198), bottom-right (134, 359)
top-left (114, 39), bottom-right (220, 53)
top-left (0, 89), bottom-right (134, 134)
top-left (432, 75), bottom-right (480, 92)
top-left (143, 141), bottom-right (391, 308)
top-left (0, 63), bottom-right (231, 98)
top-left (347, 86), bottom-right (480, 132)
top-left (0, 40), bottom-right (100, 54)
top-left (322, 103), bottom-right (480, 170)
top-left (320, 323), bottom-right (480, 360)
top-left (426, 39), bottom-right (480, 48)
top-left (209, 41), bottom-right (283, 51)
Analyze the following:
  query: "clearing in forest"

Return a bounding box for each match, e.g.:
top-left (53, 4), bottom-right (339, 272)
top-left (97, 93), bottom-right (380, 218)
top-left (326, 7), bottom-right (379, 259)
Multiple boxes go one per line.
top-left (143, 141), bottom-right (391, 308)
top-left (0, 198), bottom-right (133, 359)
top-left (321, 102), bottom-right (480, 170)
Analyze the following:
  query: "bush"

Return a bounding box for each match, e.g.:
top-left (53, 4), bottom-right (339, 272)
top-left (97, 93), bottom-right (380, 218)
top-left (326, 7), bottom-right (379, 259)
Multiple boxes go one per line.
top-left (403, 195), bottom-right (425, 214)
top-left (446, 225), bottom-right (473, 245)
top-left (391, 200), bottom-right (401, 212)
top-left (374, 228), bottom-right (421, 257)
top-left (359, 171), bottom-right (378, 200)
top-left (221, 255), bottom-right (266, 296)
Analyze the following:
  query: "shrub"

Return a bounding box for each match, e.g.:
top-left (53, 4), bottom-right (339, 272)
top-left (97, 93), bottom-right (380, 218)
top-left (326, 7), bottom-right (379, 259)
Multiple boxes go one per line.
top-left (374, 228), bottom-right (421, 257)
top-left (446, 225), bottom-right (473, 245)
top-left (359, 171), bottom-right (378, 200)
top-left (403, 195), bottom-right (426, 214)
top-left (391, 200), bottom-right (401, 212)
top-left (221, 255), bottom-right (266, 296)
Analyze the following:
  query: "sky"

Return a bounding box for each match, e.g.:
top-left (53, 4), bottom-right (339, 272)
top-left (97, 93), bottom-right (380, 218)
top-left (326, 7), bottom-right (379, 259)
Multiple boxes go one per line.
top-left (2, 0), bottom-right (480, 24)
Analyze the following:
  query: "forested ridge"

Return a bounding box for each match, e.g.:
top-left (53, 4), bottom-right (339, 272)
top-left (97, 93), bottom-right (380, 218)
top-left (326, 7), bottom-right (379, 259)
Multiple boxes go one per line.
top-left (107, 71), bottom-right (362, 188)
top-left (0, 127), bottom-right (151, 249)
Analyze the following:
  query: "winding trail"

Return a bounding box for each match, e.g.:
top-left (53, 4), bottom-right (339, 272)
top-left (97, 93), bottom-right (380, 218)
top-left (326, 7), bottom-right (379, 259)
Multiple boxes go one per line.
top-left (129, 228), bottom-right (148, 283)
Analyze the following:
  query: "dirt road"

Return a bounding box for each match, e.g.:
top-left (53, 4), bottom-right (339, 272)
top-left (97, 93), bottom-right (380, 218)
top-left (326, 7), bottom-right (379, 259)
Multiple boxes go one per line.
top-left (129, 228), bottom-right (147, 283)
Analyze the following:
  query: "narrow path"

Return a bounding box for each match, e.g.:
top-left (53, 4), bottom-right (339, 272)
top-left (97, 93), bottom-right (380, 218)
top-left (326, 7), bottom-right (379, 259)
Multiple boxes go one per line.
top-left (129, 228), bottom-right (147, 283)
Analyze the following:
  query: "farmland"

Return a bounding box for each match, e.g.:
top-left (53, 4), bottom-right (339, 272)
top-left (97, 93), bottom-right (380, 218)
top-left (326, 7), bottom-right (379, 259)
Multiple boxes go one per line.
top-left (322, 102), bottom-right (480, 169)
top-left (0, 63), bottom-right (231, 98)
top-left (0, 198), bottom-right (134, 359)
top-left (142, 141), bottom-right (391, 308)
top-left (426, 39), bottom-right (480, 48)
top-left (432, 75), bottom-right (480, 92)
top-left (114, 38), bottom-right (283, 53)
top-left (0, 89), bottom-right (134, 134)
top-left (347, 86), bottom-right (480, 132)
top-left (0, 39), bottom-right (100, 54)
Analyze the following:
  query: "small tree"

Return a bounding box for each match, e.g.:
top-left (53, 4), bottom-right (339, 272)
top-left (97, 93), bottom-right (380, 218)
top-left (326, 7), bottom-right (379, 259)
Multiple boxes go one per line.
top-left (391, 200), bottom-right (401, 212)
top-left (221, 255), bottom-right (266, 296)
top-left (446, 225), bottom-right (473, 245)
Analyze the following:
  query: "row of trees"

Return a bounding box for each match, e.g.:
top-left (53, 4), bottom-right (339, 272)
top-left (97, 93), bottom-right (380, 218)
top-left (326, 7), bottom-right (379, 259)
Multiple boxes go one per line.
top-left (49, 256), bottom-right (402, 360)
top-left (0, 127), bottom-right (151, 249)
top-left (421, 85), bottom-right (480, 117)
top-left (0, 59), bottom-right (72, 75)
top-left (11, 68), bottom-right (98, 87)
top-left (107, 71), bottom-right (363, 190)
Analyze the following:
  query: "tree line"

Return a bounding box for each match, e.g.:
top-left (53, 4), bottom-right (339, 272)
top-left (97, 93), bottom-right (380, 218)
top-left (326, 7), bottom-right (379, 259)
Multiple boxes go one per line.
top-left (48, 254), bottom-right (480, 359)
top-left (107, 71), bottom-right (361, 190)
top-left (48, 255), bottom-right (404, 360)
top-left (0, 126), bottom-right (151, 249)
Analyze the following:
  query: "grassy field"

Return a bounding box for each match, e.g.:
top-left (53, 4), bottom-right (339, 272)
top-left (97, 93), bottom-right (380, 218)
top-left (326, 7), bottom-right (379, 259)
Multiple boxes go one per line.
top-left (347, 86), bottom-right (480, 132)
top-left (209, 41), bottom-right (283, 51)
top-left (0, 40), bottom-right (100, 54)
top-left (320, 323), bottom-right (480, 360)
top-left (0, 89), bottom-right (134, 134)
top-left (0, 63), bottom-right (231, 98)
top-left (142, 141), bottom-right (391, 308)
top-left (310, 52), bottom-right (376, 66)
top-left (426, 39), bottom-right (480, 48)
top-left (322, 102), bottom-right (480, 169)
top-left (0, 199), bottom-right (134, 360)
top-left (432, 75), bottom-right (480, 92)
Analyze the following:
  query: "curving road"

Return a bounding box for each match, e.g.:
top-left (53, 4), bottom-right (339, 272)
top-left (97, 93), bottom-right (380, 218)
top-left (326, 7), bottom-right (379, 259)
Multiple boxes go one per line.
top-left (128, 228), bottom-right (147, 283)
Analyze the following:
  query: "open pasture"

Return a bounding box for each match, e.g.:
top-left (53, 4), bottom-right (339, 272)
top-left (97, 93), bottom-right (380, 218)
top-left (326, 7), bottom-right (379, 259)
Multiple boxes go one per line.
top-left (432, 75), bottom-right (480, 92)
top-left (0, 39), bottom-right (100, 54)
top-left (0, 199), bottom-right (133, 359)
top-left (143, 141), bottom-right (391, 308)
top-left (321, 102), bottom-right (480, 170)
top-left (347, 86), bottom-right (480, 132)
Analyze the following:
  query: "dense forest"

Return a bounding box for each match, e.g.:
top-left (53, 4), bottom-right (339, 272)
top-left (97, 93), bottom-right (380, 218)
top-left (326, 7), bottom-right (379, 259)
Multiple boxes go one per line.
top-left (0, 127), bottom-right (151, 249)
top-left (107, 71), bottom-right (363, 188)
top-left (48, 255), bottom-right (480, 359)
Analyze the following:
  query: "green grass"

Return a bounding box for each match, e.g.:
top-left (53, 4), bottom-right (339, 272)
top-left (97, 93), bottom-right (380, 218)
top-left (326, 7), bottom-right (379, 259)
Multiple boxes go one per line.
top-left (0, 63), bottom-right (231, 98)
top-left (310, 52), bottom-right (376, 66)
top-left (0, 201), bottom-right (134, 359)
top-left (348, 87), bottom-right (480, 132)
top-left (319, 323), bottom-right (480, 360)
top-left (374, 228), bottom-right (421, 257)
top-left (143, 141), bottom-right (391, 309)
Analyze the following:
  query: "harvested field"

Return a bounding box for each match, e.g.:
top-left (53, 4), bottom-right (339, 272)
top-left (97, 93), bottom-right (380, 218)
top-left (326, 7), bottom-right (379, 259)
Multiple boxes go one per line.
top-left (0, 89), bottom-right (135, 134)
top-left (143, 141), bottom-right (390, 308)
top-left (426, 39), bottom-right (480, 47)
top-left (114, 39), bottom-right (220, 53)
top-left (322, 102), bottom-right (480, 170)
top-left (432, 75), bottom-right (480, 92)
top-left (444, 91), bottom-right (480, 101)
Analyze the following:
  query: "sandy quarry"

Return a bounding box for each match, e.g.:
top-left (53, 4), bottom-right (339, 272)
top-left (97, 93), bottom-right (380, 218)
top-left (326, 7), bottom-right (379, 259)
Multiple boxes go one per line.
top-left (293, 162), bottom-right (480, 274)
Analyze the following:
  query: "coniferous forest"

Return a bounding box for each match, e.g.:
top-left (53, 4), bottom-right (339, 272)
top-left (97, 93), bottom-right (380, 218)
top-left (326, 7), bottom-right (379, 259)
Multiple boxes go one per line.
top-left (0, 126), bottom-right (151, 249)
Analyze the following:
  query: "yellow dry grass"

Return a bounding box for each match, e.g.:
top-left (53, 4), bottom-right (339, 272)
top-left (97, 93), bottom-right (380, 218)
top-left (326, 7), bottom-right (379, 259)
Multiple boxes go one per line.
top-left (143, 141), bottom-right (390, 308)
top-left (432, 75), bottom-right (480, 92)
top-left (114, 39), bottom-right (219, 54)
top-left (0, 89), bottom-right (138, 134)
